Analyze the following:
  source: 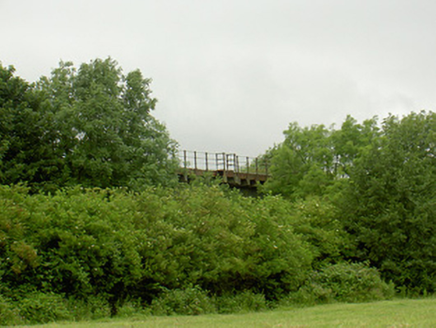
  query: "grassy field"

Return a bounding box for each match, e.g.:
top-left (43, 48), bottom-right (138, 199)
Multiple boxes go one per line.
top-left (14, 298), bottom-right (436, 328)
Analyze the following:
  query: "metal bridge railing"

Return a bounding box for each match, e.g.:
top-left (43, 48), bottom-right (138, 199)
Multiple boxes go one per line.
top-left (177, 150), bottom-right (269, 177)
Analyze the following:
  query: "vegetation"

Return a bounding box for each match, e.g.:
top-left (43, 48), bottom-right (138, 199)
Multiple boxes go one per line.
top-left (0, 183), bottom-right (394, 324)
top-left (9, 298), bottom-right (436, 328)
top-left (263, 111), bottom-right (436, 294)
top-left (0, 59), bottom-right (178, 193)
top-left (1, 58), bottom-right (436, 325)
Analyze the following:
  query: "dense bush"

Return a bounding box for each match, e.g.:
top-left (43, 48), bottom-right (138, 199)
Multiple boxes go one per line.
top-left (150, 285), bottom-right (216, 316)
top-left (0, 183), bottom-right (317, 324)
top-left (215, 291), bottom-right (268, 314)
top-left (288, 262), bottom-right (395, 305)
top-left (0, 295), bottom-right (23, 326)
top-left (15, 292), bottom-right (72, 324)
top-left (287, 196), bottom-right (349, 269)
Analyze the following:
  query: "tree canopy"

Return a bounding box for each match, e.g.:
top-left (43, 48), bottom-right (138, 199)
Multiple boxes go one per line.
top-left (0, 58), bottom-right (178, 192)
top-left (339, 112), bottom-right (436, 292)
top-left (264, 111), bottom-right (436, 292)
top-left (264, 115), bottom-right (379, 199)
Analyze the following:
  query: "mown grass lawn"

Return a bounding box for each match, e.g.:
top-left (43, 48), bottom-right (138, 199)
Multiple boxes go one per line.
top-left (15, 298), bottom-right (436, 328)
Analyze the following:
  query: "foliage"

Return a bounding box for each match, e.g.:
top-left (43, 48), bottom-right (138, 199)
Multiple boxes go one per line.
top-left (237, 195), bottom-right (314, 299)
top-left (16, 292), bottom-right (73, 324)
top-left (150, 285), bottom-right (216, 316)
top-left (0, 183), bottom-right (316, 323)
top-left (263, 123), bottom-right (334, 198)
top-left (0, 185), bottom-right (144, 317)
top-left (288, 196), bottom-right (350, 269)
top-left (5, 57), bottom-right (436, 321)
top-left (263, 116), bottom-right (379, 199)
top-left (289, 262), bottom-right (395, 305)
top-left (0, 59), bottom-right (178, 192)
top-left (264, 111), bottom-right (436, 295)
top-left (0, 294), bottom-right (23, 326)
top-left (132, 186), bottom-right (314, 301)
top-left (339, 111), bottom-right (436, 292)
top-left (65, 295), bottom-right (111, 321)
top-left (215, 291), bottom-right (268, 314)
top-left (8, 298), bottom-right (436, 328)
top-left (0, 63), bottom-right (56, 192)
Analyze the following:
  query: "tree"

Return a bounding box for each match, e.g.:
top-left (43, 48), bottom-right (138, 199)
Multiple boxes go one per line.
top-left (339, 111), bottom-right (436, 292)
top-left (1, 58), bottom-right (178, 191)
top-left (264, 123), bottom-right (334, 198)
top-left (0, 63), bottom-right (60, 191)
top-left (330, 115), bottom-right (379, 178)
top-left (264, 116), bottom-right (379, 199)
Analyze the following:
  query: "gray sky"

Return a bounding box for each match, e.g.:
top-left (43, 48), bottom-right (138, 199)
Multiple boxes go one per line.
top-left (2, 0), bottom-right (436, 157)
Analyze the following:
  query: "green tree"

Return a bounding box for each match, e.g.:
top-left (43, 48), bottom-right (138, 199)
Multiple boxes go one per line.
top-left (340, 111), bottom-right (436, 292)
top-left (330, 115), bottom-right (379, 178)
top-left (264, 123), bottom-right (334, 198)
top-left (0, 63), bottom-right (61, 191)
top-left (1, 58), bottom-right (178, 191)
top-left (264, 116), bottom-right (379, 199)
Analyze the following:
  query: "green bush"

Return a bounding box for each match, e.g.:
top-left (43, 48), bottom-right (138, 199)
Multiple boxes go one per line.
top-left (289, 196), bottom-right (350, 268)
top-left (289, 262), bottom-right (395, 305)
top-left (132, 186), bottom-right (314, 300)
top-left (216, 291), bottom-right (268, 314)
top-left (0, 184), bottom-right (317, 321)
top-left (66, 296), bottom-right (111, 321)
top-left (17, 292), bottom-right (72, 324)
top-left (115, 298), bottom-right (150, 318)
top-left (0, 295), bottom-right (23, 326)
top-left (150, 285), bottom-right (216, 316)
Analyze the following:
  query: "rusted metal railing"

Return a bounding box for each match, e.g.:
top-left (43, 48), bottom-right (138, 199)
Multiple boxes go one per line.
top-left (177, 150), bottom-right (270, 186)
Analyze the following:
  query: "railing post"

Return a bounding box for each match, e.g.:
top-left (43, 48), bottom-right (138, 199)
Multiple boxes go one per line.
top-left (215, 152), bottom-right (220, 170)
top-left (194, 151), bottom-right (198, 172)
top-left (205, 152), bottom-right (209, 172)
top-left (246, 157), bottom-right (250, 174)
top-left (222, 152), bottom-right (227, 182)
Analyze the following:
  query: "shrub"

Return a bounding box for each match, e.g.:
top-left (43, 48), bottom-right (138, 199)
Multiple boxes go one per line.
top-left (134, 186), bottom-right (314, 300)
top-left (115, 298), bottom-right (150, 318)
top-left (237, 194), bottom-right (314, 299)
top-left (66, 295), bottom-right (111, 321)
top-left (0, 295), bottom-right (23, 326)
top-left (289, 262), bottom-right (395, 305)
top-left (17, 292), bottom-right (72, 324)
top-left (216, 291), bottom-right (268, 314)
top-left (0, 184), bottom-right (316, 320)
top-left (289, 196), bottom-right (350, 268)
top-left (150, 285), bottom-right (216, 316)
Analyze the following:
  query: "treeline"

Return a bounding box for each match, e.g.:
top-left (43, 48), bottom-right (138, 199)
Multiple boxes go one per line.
top-left (263, 112), bottom-right (436, 293)
top-left (1, 58), bottom-right (435, 324)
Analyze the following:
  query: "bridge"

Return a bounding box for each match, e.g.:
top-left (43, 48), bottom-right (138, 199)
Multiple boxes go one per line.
top-left (177, 150), bottom-right (270, 189)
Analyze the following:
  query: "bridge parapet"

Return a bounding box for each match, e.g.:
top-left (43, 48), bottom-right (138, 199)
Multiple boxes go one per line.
top-left (177, 150), bottom-right (270, 188)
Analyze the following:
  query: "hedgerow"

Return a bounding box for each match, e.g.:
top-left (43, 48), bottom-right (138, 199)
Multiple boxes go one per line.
top-left (0, 183), bottom-right (325, 323)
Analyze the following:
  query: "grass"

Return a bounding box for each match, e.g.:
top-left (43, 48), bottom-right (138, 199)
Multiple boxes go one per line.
top-left (13, 298), bottom-right (436, 328)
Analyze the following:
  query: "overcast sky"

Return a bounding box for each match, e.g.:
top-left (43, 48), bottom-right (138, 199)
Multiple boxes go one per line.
top-left (2, 0), bottom-right (436, 157)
